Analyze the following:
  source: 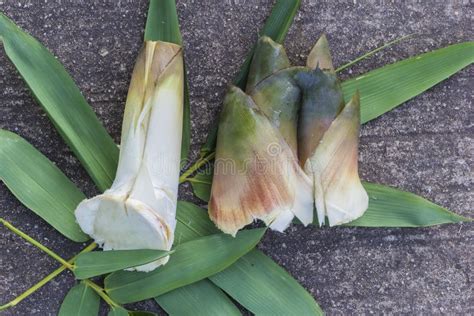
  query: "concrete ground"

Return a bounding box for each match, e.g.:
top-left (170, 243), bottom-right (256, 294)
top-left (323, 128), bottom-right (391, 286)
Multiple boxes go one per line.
top-left (0, 0), bottom-right (472, 315)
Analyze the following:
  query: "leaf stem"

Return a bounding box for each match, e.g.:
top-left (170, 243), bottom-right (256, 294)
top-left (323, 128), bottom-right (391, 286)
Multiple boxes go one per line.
top-left (336, 34), bottom-right (413, 73)
top-left (83, 279), bottom-right (120, 308)
top-left (0, 242), bottom-right (97, 311)
top-left (179, 152), bottom-right (215, 183)
top-left (1, 220), bottom-right (119, 310)
top-left (0, 218), bottom-right (74, 269)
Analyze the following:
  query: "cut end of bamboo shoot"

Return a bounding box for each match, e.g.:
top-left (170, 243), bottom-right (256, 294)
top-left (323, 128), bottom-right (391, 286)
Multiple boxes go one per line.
top-left (75, 193), bottom-right (173, 271)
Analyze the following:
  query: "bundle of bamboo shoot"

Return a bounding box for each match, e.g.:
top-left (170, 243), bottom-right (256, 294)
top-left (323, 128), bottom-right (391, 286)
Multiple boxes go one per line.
top-left (209, 35), bottom-right (368, 236)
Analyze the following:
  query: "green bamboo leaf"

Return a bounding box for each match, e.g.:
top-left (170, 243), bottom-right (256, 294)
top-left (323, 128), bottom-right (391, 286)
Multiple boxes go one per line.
top-left (145, 0), bottom-right (190, 162)
top-left (175, 201), bottom-right (219, 241)
top-left (144, 0), bottom-right (182, 44)
top-left (188, 171), bottom-right (213, 202)
top-left (234, 0), bottom-right (300, 89)
top-left (172, 202), bottom-right (321, 314)
top-left (342, 42), bottom-right (474, 123)
top-left (0, 13), bottom-right (118, 192)
top-left (73, 249), bottom-right (172, 279)
top-left (188, 170), bottom-right (469, 227)
top-left (154, 202), bottom-right (240, 315)
top-left (156, 279), bottom-right (241, 316)
top-left (210, 250), bottom-right (322, 315)
top-left (259, 0), bottom-right (300, 44)
top-left (58, 282), bottom-right (100, 316)
top-left (0, 130), bottom-right (87, 242)
top-left (108, 306), bottom-right (129, 316)
top-left (347, 182), bottom-right (471, 227)
top-left (104, 228), bottom-right (265, 304)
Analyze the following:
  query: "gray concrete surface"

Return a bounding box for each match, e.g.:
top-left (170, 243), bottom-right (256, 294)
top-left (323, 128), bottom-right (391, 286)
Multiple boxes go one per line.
top-left (0, 0), bottom-right (473, 315)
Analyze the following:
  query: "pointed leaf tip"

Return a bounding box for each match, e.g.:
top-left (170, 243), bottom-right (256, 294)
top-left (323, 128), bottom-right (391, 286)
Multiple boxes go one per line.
top-left (58, 282), bottom-right (100, 316)
top-left (342, 41), bottom-right (474, 123)
top-left (0, 130), bottom-right (88, 242)
top-left (348, 182), bottom-right (472, 227)
top-left (246, 36), bottom-right (291, 91)
top-left (0, 13), bottom-right (119, 191)
top-left (105, 229), bottom-right (265, 303)
top-left (145, 0), bottom-right (182, 44)
top-left (307, 33), bottom-right (335, 72)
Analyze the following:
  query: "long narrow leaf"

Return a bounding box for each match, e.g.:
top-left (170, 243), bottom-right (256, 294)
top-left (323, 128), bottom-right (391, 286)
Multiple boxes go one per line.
top-left (0, 13), bottom-right (118, 191)
top-left (0, 130), bottom-right (87, 242)
top-left (347, 182), bottom-right (470, 227)
top-left (175, 201), bottom-right (219, 240)
top-left (187, 170), bottom-right (468, 227)
top-left (58, 282), bottom-right (100, 316)
top-left (104, 228), bottom-right (265, 303)
top-left (188, 171), bottom-right (212, 202)
top-left (188, 171), bottom-right (213, 202)
top-left (342, 42), bottom-right (474, 123)
top-left (156, 279), bottom-right (241, 316)
top-left (153, 202), bottom-right (240, 314)
top-left (171, 202), bottom-right (322, 314)
top-left (210, 250), bottom-right (323, 315)
top-left (74, 249), bottom-right (172, 279)
top-left (144, 0), bottom-right (182, 44)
